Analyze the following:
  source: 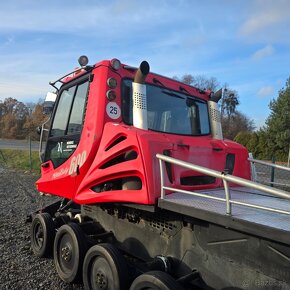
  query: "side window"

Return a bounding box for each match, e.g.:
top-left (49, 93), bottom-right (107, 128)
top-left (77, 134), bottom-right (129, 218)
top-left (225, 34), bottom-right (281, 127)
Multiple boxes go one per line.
top-left (45, 78), bottom-right (89, 168)
top-left (67, 82), bottom-right (88, 134)
top-left (51, 86), bottom-right (76, 137)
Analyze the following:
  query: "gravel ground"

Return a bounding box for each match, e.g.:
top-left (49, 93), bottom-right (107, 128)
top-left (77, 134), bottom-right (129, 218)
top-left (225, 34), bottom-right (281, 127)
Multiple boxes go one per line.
top-left (0, 167), bottom-right (84, 290)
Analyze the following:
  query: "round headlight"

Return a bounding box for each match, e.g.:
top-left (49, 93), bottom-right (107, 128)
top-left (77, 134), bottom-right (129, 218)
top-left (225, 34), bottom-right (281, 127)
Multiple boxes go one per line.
top-left (110, 58), bottom-right (121, 70)
top-left (78, 55), bottom-right (89, 67)
top-left (106, 90), bottom-right (116, 101)
top-left (107, 77), bottom-right (117, 89)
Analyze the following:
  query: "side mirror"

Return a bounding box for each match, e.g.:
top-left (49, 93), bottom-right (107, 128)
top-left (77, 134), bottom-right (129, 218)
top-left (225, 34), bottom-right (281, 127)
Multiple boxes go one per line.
top-left (43, 92), bottom-right (57, 115)
top-left (210, 88), bottom-right (223, 103)
top-left (36, 126), bottom-right (42, 135)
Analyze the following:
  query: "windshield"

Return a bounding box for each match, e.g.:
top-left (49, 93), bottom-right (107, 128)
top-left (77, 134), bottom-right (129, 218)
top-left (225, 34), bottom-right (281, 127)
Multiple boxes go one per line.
top-left (122, 79), bottom-right (210, 136)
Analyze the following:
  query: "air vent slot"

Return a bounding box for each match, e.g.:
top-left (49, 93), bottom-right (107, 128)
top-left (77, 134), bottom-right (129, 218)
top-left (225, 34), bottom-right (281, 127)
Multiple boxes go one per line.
top-left (225, 153), bottom-right (235, 174)
top-left (180, 176), bottom-right (216, 186)
top-left (145, 213), bottom-right (180, 236)
top-left (100, 150), bottom-right (137, 169)
top-left (91, 176), bottom-right (142, 192)
top-left (105, 135), bottom-right (127, 151)
top-left (163, 150), bottom-right (173, 183)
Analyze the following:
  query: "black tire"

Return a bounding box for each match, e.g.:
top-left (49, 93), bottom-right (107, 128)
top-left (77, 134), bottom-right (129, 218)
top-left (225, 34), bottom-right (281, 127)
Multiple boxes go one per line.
top-left (54, 223), bottom-right (88, 283)
top-left (130, 271), bottom-right (184, 290)
top-left (31, 213), bottom-right (55, 258)
top-left (83, 243), bottom-right (129, 290)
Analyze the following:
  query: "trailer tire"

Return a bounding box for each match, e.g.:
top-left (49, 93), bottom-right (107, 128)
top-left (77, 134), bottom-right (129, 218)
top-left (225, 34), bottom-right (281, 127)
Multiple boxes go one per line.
top-left (83, 243), bottom-right (129, 290)
top-left (130, 271), bottom-right (184, 290)
top-left (31, 213), bottom-right (55, 258)
top-left (54, 223), bottom-right (88, 283)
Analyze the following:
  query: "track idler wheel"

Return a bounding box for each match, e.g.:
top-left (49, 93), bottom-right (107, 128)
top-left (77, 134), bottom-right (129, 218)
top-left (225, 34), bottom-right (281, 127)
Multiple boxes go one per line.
top-left (31, 213), bottom-right (55, 258)
top-left (83, 243), bottom-right (129, 290)
top-left (54, 223), bottom-right (88, 283)
top-left (130, 271), bottom-right (185, 290)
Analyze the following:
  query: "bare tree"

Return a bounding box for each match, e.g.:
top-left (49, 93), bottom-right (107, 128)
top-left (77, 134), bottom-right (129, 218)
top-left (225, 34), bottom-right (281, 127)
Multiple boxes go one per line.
top-left (220, 85), bottom-right (239, 119)
top-left (223, 111), bottom-right (255, 140)
top-left (179, 74), bottom-right (219, 92)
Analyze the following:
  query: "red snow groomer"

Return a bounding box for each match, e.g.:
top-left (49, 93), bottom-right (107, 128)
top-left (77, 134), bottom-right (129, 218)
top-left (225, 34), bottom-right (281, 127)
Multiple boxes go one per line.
top-left (30, 56), bottom-right (290, 290)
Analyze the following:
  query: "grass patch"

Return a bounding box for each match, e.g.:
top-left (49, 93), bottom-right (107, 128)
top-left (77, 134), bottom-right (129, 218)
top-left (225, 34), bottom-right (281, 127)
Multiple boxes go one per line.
top-left (0, 149), bottom-right (41, 174)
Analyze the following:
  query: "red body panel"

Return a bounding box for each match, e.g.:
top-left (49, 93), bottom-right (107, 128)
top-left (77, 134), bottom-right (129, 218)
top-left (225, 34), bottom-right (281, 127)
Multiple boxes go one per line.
top-left (36, 60), bottom-right (251, 205)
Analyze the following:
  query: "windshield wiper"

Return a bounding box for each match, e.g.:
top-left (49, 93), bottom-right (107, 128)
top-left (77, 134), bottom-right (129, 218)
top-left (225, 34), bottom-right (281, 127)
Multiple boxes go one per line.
top-left (153, 77), bottom-right (165, 87)
top-left (179, 86), bottom-right (190, 94)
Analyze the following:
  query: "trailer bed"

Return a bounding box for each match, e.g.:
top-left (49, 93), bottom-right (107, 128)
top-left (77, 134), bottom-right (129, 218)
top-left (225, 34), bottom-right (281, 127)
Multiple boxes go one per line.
top-left (158, 187), bottom-right (290, 245)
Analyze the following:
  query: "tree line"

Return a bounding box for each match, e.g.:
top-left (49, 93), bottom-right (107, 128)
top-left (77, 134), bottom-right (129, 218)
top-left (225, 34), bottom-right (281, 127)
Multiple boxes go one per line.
top-left (0, 76), bottom-right (289, 161)
top-left (0, 98), bottom-right (46, 140)
top-left (177, 74), bottom-right (289, 162)
top-left (235, 77), bottom-right (290, 162)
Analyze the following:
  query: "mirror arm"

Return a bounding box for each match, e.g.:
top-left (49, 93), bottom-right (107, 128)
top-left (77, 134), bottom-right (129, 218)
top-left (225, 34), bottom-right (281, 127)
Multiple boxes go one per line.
top-left (49, 81), bottom-right (59, 92)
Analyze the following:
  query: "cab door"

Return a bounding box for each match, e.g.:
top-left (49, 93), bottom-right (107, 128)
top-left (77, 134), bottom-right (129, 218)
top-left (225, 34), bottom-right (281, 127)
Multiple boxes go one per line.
top-left (37, 74), bottom-right (90, 199)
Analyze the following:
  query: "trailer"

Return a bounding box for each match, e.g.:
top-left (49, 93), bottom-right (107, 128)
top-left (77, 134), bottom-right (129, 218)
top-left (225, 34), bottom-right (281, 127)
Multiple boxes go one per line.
top-left (29, 57), bottom-right (290, 290)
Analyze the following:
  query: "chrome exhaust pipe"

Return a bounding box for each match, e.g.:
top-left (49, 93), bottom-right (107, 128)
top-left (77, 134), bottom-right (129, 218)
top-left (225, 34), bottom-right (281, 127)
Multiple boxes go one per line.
top-left (208, 89), bottom-right (223, 140)
top-left (132, 61), bottom-right (150, 130)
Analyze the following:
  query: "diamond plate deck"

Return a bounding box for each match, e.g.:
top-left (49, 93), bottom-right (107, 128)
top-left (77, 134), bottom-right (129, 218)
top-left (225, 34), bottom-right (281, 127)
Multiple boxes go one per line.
top-left (158, 187), bottom-right (290, 244)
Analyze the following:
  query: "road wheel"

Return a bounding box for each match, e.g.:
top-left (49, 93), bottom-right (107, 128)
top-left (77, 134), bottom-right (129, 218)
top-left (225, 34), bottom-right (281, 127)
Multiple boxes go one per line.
top-left (54, 223), bottom-right (87, 283)
top-left (83, 243), bottom-right (129, 290)
top-left (31, 213), bottom-right (55, 258)
top-left (130, 271), bottom-right (184, 290)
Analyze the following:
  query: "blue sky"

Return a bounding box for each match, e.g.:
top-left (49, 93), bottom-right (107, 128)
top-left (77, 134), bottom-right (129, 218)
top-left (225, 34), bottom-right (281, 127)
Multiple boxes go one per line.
top-left (0, 0), bottom-right (289, 128)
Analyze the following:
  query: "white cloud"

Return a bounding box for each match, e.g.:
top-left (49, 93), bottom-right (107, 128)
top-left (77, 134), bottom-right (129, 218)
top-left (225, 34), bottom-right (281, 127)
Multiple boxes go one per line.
top-left (241, 11), bottom-right (282, 35)
top-left (276, 79), bottom-right (283, 86)
top-left (0, 51), bottom-right (69, 102)
top-left (0, 1), bottom-right (172, 35)
top-left (257, 86), bottom-right (274, 98)
top-left (4, 36), bottom-right (14, 46)
top-left (239, 0), bottom-right (290, 42)
top-left (241, 0), bottom-right (290, 34)
top-left (0, 81), bottom-right (45, 98)
top-left (251, 45), bottom-right (274, 60)
top-left (0, 72), bottom-right (54, 102)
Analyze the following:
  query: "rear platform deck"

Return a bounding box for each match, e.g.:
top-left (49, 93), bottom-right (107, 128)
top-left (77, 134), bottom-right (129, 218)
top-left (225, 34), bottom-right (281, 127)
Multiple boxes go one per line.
top-left (158, 187), bottom-right (290, 245)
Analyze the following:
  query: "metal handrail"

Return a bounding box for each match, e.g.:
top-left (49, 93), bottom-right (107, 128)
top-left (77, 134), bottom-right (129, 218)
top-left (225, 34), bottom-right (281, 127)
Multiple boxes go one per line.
top-left (248, 157), bottom-right (290, 189)
top-left (248, 158), bottom-right (290, 172)
top-left (156, 153), bottom-right (290, 216)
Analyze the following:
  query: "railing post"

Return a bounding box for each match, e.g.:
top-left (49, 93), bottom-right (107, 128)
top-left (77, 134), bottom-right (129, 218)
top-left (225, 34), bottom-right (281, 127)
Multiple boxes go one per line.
top-left (159, 159), bottom-right (165, 199)
top-left (249, 153), bottom-right (257, 182)
top-left (270, 156), bottom-right (276, 187)
top-left (222, 178), bottom-right (232, 215)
